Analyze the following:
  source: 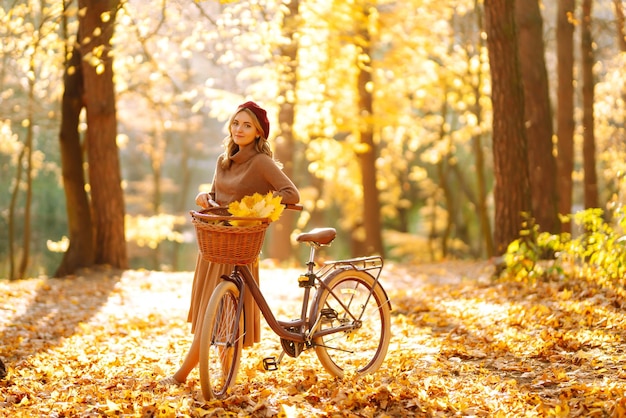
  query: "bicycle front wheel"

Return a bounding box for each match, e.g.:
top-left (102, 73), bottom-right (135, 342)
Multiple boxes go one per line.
top-left (199, 280), bottom-right (243, 400)
top-left (311, 269), bottom-right (391, 378)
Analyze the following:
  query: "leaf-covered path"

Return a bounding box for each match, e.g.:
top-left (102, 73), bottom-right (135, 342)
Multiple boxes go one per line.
top-left (1, 261), bottom-right (625, 417)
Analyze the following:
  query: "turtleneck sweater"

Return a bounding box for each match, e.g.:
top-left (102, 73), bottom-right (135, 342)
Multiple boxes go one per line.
top-left (210, 143), bottom-right (299, 205)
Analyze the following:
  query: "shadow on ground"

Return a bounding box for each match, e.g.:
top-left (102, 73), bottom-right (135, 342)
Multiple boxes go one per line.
top-left (0, 267), bottom-right (123, 373)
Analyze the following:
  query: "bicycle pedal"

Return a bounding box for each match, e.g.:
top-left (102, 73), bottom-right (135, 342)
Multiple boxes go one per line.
top-left (263, 357), bottom-right (279, 371)
top-left (320, 308), bottom-right (338, 321)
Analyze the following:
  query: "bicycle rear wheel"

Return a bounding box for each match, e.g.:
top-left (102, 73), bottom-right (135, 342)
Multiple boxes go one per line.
top-left (311, 269), bottom-right (391, 378)
top-left (199, 280), bottom-right (243, 400)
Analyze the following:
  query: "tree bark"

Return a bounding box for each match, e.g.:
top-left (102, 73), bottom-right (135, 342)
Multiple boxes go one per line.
top-left (484, 0), bottom-right (532, 255)
top-left (515, 0), bottom-right (560, 234)
top-left (7, 132), bottom-right (25, 280)
top-left (56, 41), bottom-right (95, 277)
top-left (581, 0), bottom-right (599, 209)
top-left (613, 0), bottom-right (626, 200)
top-left (355, 4), bottom-right (384, 257)
top-left (436, 91), bottom-right (453, 258)
top-left (79, 0), bottom-right (128, 269)
top-left (173, 127), bottom-right (193, 271)
top-left (556, 0), bottom-right (576, 231)
top-left (613, 0), bottom-right (626, 52)
top-left (266, 0), bottom-right (300, 262)
top-left (17, 72), bottom-right (34, 280)
top-left (471, 2), bottom-right (494, 258)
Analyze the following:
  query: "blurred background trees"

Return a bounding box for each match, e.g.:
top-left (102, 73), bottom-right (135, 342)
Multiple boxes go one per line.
top-left (1, 0), bottom-right (624, 278)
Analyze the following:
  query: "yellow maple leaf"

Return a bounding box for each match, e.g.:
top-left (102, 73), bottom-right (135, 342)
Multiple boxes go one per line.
top-left (265, 193), bottom-right (285, 222)
top-left (228, 192), bottom-right (284, 226)
top-left (105, 399), bottom-right (121, 413)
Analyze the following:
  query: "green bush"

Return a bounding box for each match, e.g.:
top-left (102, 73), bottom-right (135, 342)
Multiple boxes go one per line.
top-left (502, 207), bottom-right (626, 284)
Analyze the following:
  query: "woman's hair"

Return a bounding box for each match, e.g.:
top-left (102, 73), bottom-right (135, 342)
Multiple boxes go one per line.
top-left (220, 107), bottom-right (273, 169)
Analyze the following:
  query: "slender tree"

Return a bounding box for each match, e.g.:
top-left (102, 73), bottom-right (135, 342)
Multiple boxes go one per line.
top-left (266, 0), bottom-right (301, 261)
top-left (355, 2), bottom-right (384, 256)
top-left (56, 27), bottom-right (95, 277)
top-left (16, 55), bottom-right (35, 280)
top-left (515, 0), bottom-right (560, 233)
top-left (613, 0), bottom-right (626, 52)
top-left (470, 1), bottom-right (494, 257)
top-left (7, 132), bottom-right (25, 280)
top-left (484, 0), bottom-right (532, 255)
top-left (556, 0), bottom-right (576, 231)
top-left (582, 0), bottom-right (599, 209)
top-left (435, 88), bottom-right (454, 258)
top-left (7, 5), bottom-right (49, 280)
top-left (614, 0), bottom-right (626, 183)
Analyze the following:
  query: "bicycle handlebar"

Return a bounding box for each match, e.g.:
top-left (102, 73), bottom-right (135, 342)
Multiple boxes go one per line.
top-left (284, 203), bottom-right (303, 211)
top-left (191, 203), bottom-right (303, 221)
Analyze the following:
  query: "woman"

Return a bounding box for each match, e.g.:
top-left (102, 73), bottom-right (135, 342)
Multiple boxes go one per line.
top-left (160, 101), bottom-right (299, 385)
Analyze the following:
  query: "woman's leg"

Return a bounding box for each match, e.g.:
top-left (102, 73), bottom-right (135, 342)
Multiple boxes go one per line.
top-left (170, 333), bottom-right (201, 383)
top-left (162, 256), bottom-right (217, 384)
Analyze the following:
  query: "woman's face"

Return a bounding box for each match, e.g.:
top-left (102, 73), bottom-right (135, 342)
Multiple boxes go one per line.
top-left (231, 111), bottom-right (259, 147)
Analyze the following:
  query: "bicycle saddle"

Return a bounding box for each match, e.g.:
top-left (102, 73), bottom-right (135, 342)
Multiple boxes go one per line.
top-left (296, 228), bottom-right (337, 245)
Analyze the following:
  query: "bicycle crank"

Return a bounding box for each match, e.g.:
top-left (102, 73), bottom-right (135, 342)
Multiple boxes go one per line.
top-left (280, 326), bottom-right (305, 357)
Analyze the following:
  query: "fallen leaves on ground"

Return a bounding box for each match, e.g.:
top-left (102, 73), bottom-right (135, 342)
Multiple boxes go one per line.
top-left (1, 261), bottom-right (626, 417)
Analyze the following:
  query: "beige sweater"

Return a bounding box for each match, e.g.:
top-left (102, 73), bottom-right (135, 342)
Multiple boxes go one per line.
top-left (210, 143), bottom-right (299, 205)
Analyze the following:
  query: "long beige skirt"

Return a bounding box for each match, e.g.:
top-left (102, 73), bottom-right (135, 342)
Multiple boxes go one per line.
top-left (187, 253), bottom-right (261, 348)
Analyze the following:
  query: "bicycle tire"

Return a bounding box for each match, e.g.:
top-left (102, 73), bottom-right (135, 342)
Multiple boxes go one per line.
top-left (198, 280), bottom-right (243, 400)
top-left (311, 269), bottom-right (391, 378)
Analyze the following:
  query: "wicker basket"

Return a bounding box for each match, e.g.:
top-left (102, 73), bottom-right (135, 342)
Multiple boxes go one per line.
top-left (190, 208), bottom-right (270, 265)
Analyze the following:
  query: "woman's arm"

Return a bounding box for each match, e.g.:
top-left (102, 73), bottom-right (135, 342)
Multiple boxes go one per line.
top-left (259, 157), bottom-right (300, 204)
top-left (195, 159), bottom-right (221, 208)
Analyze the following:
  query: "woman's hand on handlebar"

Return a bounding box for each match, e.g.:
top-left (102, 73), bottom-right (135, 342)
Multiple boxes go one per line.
top-left (195, 192), bottom-right (219, 209)
top-left (284, 203), bottom-right (303, 211)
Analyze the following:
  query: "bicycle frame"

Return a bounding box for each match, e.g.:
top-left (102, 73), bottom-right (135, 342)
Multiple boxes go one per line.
top-left (222, 253), bottom-right (388, 347)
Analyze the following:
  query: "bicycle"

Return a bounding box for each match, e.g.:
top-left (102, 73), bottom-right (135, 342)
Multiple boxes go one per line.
top-left (190, 205), bottom-right (392, 400)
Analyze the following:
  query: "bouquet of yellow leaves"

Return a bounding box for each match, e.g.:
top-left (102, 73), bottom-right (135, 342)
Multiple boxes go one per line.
top-left (227, 192), bottom-right (285, 226)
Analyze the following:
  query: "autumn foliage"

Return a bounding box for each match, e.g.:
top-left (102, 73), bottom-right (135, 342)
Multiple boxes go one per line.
top-left (1, 259), bottom-right (626, 417)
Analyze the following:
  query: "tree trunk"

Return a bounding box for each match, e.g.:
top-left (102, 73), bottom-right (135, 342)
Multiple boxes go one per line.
top-left (354, 5), bottom-right (384, 257)
top-left (613, 0), bottom-right (626, 206)
top-left (79, 0), bottom-right (128, 269)
top-left (484, 0), bottom-right (532, 255)
top-left (556, 0), bottom-right (576, 231)
top-left (56, 41), bottom-right (95, 278)
top-left (7, 134), bottom-right (25, 280)
top-left (581, 0), bottom-right (599, 209)
top-left (9, 24), bottom-right (39, 280)
top-left (150, 127), bottom-right (164, 270)
top-left (613, 0), bottom-right (626, 52)
top-left (515, 0), bottom-right (560, 234)
top-left (17, 73), bottom-right (35, 280)
top-left (436, 91), bottom-right (453, 258)
top-left (471, 2), bottom-right (494, 258)
top-left (173, 127), bottom-right (193, 271)
top-left (265, 0), bottom-right (300, 262)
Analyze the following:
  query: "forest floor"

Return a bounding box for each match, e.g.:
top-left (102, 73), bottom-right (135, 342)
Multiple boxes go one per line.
top-left (1, 260), bottom-right (626, 417)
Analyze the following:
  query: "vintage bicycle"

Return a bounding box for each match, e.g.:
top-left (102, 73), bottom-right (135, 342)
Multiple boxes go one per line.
top-left (190, 205), bottom-right (391, 400)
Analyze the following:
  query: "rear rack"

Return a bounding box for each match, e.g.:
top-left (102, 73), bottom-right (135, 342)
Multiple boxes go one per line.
top-left (317, 255), bottom-right (391, 311)
top-left (321, 255), bottom-right (383, 282)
